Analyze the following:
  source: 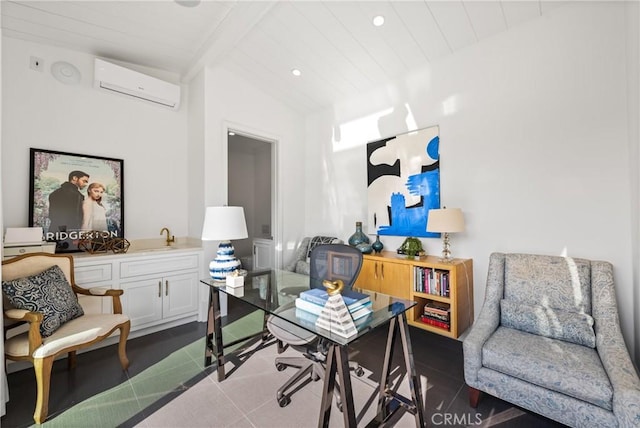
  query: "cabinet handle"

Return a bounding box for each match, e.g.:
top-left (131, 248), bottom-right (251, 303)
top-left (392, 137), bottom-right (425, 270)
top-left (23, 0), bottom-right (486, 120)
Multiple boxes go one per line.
top-left (165, 280), bottom-right (169, 296)
top-left (158, 281), bottom-right (162, 298)
top-left (374, 262), bottom-right (378, 280)
top-left (381, 263), bottom-right (384, 280)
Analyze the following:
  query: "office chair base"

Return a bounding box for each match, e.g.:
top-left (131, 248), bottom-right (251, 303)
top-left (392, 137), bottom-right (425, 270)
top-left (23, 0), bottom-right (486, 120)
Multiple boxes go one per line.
top-left (275, 357), bottom-right (324, 407)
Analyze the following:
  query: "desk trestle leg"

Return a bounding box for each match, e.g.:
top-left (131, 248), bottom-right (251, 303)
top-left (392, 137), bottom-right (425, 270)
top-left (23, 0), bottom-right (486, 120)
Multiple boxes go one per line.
top-left (205, 287), bottom-right (226, 381)
top-left (319, 344), bottom-right (358, 428)
top-left (376, 313), bottom-right (426, 427)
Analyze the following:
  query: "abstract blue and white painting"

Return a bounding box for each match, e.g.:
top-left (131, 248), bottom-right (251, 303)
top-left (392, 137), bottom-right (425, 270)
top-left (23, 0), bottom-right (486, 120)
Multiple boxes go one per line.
top-left (367, 126), bottom-right (440, 238)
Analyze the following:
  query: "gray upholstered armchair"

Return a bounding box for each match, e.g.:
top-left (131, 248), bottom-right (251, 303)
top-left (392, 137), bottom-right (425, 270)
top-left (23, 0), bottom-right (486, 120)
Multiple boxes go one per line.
top-left (284, 236), bottom-right (342, 275)
top-left (463, 253), bottom-right (640, 427)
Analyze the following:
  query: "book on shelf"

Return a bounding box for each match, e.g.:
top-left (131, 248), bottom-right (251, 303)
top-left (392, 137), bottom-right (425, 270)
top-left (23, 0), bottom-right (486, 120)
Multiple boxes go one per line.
top-left (422, 310), bottom-right (450, 322)
top-left (422, 301), bottom-right (451, 321)
top-left (295, 297), bottom-right (372, 320)
top-left (299, 287), bottom-right (370, 309)
top-left (413, 267), bottom-right (451, 297)
top-left (420, 315), bottom-right (450, 330)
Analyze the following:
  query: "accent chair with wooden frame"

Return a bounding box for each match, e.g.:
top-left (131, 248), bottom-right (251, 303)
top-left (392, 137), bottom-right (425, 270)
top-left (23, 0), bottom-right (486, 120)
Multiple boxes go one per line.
top-left (2, 252), bottom-right (131, 424)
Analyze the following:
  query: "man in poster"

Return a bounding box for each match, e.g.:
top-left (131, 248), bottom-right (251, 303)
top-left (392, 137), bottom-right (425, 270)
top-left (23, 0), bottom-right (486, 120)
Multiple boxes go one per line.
top-left (47, 170), bottom-right (89, 248)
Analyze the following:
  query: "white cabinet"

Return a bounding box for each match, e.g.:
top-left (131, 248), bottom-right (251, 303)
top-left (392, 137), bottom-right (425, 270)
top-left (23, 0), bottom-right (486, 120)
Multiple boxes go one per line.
top-left (253, 238), bottom-right (274, 269)
top-left (73, 248), bottom-right (204, 335)
top-left (120, 253), bottom-right (201, 329)
top-left (74, 261), bottom-right (114, 315)
top-left (121, 272), bottom-right (199, 327)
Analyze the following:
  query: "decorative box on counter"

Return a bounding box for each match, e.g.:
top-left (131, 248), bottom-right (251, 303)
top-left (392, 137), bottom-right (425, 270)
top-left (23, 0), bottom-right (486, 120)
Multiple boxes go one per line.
top-left (226, 274), bottom-right (244, 288)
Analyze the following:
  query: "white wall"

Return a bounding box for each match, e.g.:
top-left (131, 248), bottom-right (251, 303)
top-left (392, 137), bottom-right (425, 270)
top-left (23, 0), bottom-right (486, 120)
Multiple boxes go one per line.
top-left (626, 0), bottom-right (640, 360)
top-left (305, 2), bottom-right (638, 361)
top-left (1, 38), bottom-right (190, 240)
top-left (188, 65), bottom-right (306, 275)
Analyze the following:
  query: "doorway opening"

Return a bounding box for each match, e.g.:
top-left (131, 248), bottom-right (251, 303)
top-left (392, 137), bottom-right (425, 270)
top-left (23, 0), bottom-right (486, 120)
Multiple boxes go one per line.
top-left (227, 130), bottom-right (275, 272)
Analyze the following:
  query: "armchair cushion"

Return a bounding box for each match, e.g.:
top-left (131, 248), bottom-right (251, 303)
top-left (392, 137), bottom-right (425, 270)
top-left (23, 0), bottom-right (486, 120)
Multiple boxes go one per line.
top-left (4, 313), bottom-right (130, 359)
top-left (504, 253), bottom-right (592, 313)
top-left (483, 327), bottom-right (613, 410)
top-left (2, 265), bottom-right (84, 337)
top-left (500, 299), bottom-right (596, 347)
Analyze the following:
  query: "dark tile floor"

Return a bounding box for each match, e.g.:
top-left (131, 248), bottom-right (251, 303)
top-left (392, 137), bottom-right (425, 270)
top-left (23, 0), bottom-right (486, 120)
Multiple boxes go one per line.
top-left (2, 300), bottom-right (565, 428)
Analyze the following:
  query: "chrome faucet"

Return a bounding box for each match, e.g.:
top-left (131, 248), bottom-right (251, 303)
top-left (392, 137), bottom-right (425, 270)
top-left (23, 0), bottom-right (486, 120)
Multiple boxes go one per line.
top-left (160, 227), bottom-right (175, 246)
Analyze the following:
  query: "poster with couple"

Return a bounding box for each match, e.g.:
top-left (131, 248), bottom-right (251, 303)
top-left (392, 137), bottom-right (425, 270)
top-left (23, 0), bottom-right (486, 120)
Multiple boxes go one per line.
top-left (29, 148), bottom-right (124, 253)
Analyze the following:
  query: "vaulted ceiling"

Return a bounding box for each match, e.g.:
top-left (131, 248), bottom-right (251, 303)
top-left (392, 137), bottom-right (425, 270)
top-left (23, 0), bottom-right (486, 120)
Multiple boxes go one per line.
top-left (1, 1), bottom-right (569, 113)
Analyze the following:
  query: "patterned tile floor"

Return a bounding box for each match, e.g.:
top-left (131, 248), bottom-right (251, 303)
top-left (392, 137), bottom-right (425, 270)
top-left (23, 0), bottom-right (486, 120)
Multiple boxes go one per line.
top-left (2, 301), bottom-right (565, 428)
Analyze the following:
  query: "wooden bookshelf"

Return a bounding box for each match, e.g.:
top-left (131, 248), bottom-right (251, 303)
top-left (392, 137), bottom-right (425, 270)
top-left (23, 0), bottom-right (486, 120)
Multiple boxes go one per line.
top-left (355, 251), bottom-right (473, 339)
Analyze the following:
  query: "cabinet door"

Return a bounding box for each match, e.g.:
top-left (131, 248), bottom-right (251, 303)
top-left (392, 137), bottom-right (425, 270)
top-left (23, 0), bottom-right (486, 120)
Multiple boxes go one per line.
top-left (253, 238), bottom-right (274, 269)
top-left (122, 278), bottom-right (163, 326)
top-left (163, 272), bottom-right (199, 319)
top-left (75, 262), bottom-right (114, 315)
top-left (378, 261), bottom-right (411, 299)
top-left (355, 258), bottom-right (380, 292)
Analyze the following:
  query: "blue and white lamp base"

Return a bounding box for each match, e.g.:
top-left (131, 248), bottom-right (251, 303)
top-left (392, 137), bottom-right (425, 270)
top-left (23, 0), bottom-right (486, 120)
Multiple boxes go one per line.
top-left (209, 241), bottom-right (242, 281)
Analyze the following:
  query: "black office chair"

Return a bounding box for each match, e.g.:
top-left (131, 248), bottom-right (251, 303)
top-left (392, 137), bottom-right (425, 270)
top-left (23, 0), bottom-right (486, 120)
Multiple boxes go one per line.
top-left (266, 244), bottom-right (363, 408)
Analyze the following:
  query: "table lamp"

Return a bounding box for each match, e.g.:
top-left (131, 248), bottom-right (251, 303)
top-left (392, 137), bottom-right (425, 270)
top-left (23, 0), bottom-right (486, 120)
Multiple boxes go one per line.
top-left (201, 206), bottom-right (248, 281)
top-left (426, 207), bottom-right (465, 262)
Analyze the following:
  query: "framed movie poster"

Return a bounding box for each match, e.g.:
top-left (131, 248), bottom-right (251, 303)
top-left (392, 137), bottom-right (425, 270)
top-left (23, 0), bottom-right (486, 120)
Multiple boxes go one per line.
top-left (29, 148), bottom-right (124, 253)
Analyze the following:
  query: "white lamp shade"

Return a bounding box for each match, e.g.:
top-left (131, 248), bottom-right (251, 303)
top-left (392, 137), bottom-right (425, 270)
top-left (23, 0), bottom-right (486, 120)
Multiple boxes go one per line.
top-left (426, 208), bottom-right (465, 233)
top-left (201, 206), bottom-right (248, 241)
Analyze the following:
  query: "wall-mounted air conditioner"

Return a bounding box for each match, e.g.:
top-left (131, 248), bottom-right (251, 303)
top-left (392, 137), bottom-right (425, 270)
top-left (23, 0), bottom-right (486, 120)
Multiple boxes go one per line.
top-left (93, 58), bottom-right (180, 110)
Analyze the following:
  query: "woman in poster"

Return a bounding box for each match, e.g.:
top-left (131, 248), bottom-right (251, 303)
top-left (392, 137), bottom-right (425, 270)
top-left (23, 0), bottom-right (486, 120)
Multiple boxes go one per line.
top-left (82, 182), bottom-right (108, 231)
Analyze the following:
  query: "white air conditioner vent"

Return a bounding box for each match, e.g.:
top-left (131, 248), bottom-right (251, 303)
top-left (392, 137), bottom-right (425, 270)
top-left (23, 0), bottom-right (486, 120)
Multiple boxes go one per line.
top-left (93, 58), bottom-right (180, 110)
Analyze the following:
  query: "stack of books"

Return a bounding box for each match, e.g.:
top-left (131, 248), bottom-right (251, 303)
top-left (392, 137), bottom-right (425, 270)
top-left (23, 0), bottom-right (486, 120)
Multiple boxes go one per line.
top-left (413, 267), bottom-right (450, 297)
top-left (295, 288), bottom-right (372, 337)
top-left (420, 300), bottom-right (450, 331)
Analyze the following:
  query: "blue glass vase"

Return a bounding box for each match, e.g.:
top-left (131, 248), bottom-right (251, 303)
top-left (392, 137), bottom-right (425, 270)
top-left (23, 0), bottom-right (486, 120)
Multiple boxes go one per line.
top-left (348, 222), bottom-right (370, 247)
top-left (371, 235), bottom-right (384, 253)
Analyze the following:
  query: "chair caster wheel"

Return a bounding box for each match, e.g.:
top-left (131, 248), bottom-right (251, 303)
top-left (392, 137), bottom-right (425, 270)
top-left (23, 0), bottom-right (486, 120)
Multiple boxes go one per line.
top-left (355, 367), bottom-right (364, 377)
top-left (276, 363), bottom-right (286, 372)
top-left (278, 395), bottom-right (291, 407)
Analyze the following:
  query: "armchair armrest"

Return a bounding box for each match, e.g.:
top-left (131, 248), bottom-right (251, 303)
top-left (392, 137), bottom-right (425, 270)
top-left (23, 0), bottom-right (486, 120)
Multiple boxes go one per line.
top-left (73, 285), bottom-right (125, 315)
top-left (284, 237), bottom-right (310, 272)
top-left (591, 261), bottom-right (640, 425)
top-left (4, 308), bottom-right (44, 354)
top-left (463, 253), bottom-right (505, 385)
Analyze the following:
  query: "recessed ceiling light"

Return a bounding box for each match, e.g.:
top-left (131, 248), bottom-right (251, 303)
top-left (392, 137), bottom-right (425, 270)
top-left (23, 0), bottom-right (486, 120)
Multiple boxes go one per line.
top-left (291, 69), bottom-right (301, 77)
top-left (228, 131), bottom-right (235, 136)
top-left (373, 15), bottom-right (385, 27)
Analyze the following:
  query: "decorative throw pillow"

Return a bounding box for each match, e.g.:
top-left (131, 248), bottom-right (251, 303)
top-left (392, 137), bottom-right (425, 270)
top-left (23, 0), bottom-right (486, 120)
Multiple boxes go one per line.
top-left (306, 236), bottom-right (341, 261)
top-left (2, 265), bottom-right (84, 338)
top-left (500, 299), bottom-right (596, 348)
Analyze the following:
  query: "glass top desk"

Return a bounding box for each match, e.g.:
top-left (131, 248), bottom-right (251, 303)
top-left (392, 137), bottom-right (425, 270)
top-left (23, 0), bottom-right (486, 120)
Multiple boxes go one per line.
top-left (201, 269), bottom-right (426, 428)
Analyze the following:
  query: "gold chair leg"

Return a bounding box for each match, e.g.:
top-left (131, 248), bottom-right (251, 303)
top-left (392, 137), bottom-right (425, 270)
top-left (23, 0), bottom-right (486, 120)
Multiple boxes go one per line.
top-left (118, 321), bottom-right (131, 370)
top-left (33, 356), bottom-right (54, 424)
